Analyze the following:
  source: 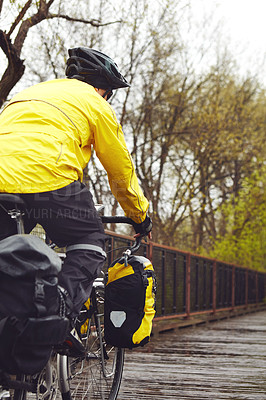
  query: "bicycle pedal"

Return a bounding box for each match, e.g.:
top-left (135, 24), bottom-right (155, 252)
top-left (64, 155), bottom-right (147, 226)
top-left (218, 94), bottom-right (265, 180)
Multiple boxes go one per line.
top-left (86, 353), bottom-right (98, 360)
top-left (70, 328), bottom-right (82, 344)
top-left (56, 328), bottom-right (86, 358)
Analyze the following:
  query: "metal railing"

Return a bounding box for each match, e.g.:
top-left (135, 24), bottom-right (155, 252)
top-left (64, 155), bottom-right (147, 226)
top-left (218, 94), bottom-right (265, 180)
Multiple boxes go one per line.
top-left (105, 231), bottom-right (266, 319)
top-left (31, 225), bottom-right (266, 319)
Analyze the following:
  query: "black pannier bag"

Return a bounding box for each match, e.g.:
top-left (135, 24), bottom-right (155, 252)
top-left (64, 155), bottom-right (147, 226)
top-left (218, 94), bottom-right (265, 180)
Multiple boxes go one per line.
top-left (0, 234), bottom-right (69, 375)
top-left (104, 255), bottom-right (156, 349)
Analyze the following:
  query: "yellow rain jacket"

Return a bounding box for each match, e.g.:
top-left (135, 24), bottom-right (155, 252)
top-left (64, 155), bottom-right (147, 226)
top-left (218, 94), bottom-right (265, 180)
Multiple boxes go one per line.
top-left (0, 79), bottom-right (148, 223)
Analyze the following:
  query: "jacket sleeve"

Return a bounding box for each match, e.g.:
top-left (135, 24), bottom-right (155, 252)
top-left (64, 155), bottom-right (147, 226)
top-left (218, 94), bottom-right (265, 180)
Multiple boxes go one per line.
top-left (92, 103), bottom-right (149, 223)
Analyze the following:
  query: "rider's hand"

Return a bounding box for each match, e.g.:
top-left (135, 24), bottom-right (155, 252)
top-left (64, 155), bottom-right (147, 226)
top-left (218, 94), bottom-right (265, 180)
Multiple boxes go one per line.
top-left (134, 231), bottom-right (152, 240)
top-left (130, 215), bottom-right (152, 238)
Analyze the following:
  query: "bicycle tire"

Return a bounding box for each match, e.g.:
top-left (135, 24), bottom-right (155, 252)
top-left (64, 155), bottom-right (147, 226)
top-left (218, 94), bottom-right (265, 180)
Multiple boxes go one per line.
top-left (57, 287), bottom-right (125, 400)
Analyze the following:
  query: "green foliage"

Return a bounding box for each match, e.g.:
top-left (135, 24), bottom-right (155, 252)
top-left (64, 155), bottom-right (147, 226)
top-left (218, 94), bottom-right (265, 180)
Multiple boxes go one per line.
top-left (208, 169), bottom-right (266, 271)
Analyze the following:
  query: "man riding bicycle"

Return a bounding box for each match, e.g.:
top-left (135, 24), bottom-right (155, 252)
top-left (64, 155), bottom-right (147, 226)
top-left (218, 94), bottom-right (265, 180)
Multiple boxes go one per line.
top-left (0, 47), bottom-right (152, 354)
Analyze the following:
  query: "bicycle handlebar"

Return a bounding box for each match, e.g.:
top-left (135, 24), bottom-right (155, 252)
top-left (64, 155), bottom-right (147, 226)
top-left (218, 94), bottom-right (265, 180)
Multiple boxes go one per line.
top-left (101, 216), bottom-right (133, 225)
top-left (101, 215), bottom-right (144, 259)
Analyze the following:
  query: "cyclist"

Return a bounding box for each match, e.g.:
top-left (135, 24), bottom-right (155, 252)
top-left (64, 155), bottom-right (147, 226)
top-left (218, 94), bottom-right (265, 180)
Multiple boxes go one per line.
top-left (0, 47), bottom-right (152, 355)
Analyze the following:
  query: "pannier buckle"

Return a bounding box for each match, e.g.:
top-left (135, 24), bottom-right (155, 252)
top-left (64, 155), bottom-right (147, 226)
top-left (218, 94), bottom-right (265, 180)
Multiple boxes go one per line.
top-left (35, 282), bottom-right (45, 302)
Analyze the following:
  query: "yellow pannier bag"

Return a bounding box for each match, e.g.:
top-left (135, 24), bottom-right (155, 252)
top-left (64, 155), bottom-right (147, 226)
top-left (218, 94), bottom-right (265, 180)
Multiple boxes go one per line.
top-left (104, 255), bottom-right (156, 349)
top-left (80, 298), bottom-right (91, 335)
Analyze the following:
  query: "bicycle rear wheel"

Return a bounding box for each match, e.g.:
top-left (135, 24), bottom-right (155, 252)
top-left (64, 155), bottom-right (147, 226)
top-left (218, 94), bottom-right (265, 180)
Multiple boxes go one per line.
top-left (58, 287), bottom-right (124, 400)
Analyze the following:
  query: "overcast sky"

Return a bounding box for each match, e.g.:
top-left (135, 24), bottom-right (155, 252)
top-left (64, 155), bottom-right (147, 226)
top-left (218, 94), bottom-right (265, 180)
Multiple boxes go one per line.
top-left (188, 0), bottom-right (266, 84)
top-left (216, 0), bottom-right (265, 53)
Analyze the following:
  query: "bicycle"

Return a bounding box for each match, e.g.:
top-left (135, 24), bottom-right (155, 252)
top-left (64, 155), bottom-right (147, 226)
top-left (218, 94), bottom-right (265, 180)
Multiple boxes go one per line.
top-left (0, 193), bottom-right (143, 400)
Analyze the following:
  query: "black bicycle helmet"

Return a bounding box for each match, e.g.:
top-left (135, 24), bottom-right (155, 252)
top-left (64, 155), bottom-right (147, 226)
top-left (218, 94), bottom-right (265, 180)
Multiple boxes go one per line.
top-left (66, 47), bottom-right (130, 90)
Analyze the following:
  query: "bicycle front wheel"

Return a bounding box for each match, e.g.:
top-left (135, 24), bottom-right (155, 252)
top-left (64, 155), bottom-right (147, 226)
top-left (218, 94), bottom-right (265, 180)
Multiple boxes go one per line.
top-left (57, 288), bottom-right (124, 400)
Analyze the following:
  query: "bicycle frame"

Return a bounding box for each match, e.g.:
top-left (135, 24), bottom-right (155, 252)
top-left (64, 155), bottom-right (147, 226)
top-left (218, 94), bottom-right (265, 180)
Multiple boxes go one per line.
top-left (0, 195), bottom-right (144, 400)
top-left (90, 283), bottom-right (115, 379)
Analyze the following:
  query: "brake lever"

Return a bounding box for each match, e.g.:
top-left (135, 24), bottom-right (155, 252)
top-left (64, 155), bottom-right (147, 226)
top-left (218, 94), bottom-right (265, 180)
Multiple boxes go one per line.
top-left (123, 249), bottom-right (131, 267)
top-left (122, 236), bottom-right (142, 266)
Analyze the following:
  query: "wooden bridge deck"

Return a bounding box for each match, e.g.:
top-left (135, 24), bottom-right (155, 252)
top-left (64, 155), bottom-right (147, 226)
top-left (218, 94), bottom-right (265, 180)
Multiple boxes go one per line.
top-left (118, 310), bottom-right (266, 399)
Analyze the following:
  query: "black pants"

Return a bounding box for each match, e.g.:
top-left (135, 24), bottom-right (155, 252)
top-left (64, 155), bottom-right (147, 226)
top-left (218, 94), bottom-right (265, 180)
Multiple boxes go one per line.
top-left (0, 181), bottom-right (107, 317)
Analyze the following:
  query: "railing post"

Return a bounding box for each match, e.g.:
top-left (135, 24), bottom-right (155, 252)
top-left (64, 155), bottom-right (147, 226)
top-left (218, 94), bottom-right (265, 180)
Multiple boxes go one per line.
top-left (245, 269), bottom-right (249, 307)
top-left (232, 266), bottom-right (235, 310)
top-left (173, 253), bottom-right (177, 314)
top-left (256, 271), bottom-right (258, 305)
top-left (195, 258), bottom-right (199, 311)
top-left (212, 261), bottom-right (217, 314)
top-left (162, 249), bottom-right (165, 315)
top-left (148, 240), bottom-right (153, 262)
top-left (203, 260), bottom-right (207, 310)
top-left (186, 253), bottom-right (191, 318)
top-left (110, 236), bottom-right (114, 263)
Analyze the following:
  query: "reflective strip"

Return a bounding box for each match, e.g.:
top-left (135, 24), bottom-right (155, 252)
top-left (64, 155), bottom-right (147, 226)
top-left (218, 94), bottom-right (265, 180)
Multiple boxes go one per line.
top-left (66, 244), bottom-right (107, 258)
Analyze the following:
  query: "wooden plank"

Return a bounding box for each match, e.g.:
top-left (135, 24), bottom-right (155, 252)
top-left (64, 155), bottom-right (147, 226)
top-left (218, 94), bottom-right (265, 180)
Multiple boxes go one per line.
top-left (118, 310), bottom-right (266, 399)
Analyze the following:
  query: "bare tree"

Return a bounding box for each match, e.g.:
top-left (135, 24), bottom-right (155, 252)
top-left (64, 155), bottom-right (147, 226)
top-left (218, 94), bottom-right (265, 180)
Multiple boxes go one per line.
top-left (0, 0), bottom-right (121, 106)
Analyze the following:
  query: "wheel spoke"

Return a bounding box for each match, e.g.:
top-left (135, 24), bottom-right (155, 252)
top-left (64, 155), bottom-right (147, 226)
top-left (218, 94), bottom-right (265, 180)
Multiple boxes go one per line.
top-left (57, 287), bottom-right (124, 400)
